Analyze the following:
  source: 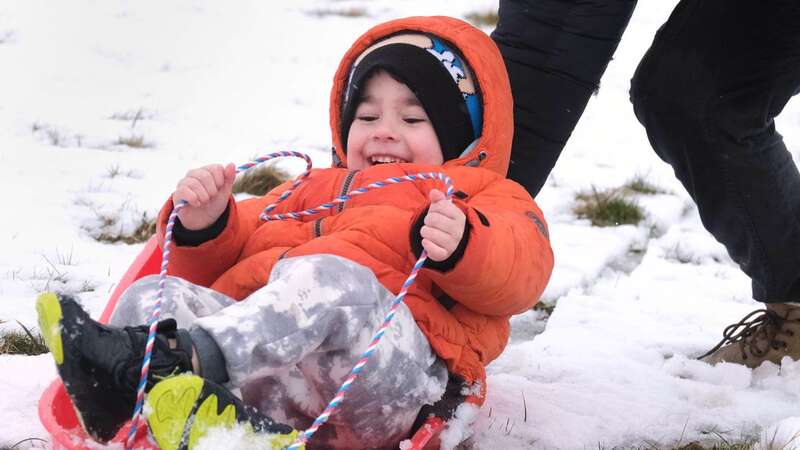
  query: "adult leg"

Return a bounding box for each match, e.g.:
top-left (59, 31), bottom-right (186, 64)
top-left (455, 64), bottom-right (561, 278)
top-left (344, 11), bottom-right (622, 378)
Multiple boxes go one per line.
top-left (631, 0), bottom-right (800, 364)
top-left (492, 0), bottom-right (637, 196)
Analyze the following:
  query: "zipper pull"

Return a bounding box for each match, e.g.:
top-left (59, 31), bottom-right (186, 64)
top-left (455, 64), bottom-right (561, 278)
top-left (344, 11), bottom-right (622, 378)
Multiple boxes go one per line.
top-left (465, 150), bottom-right (487, 167)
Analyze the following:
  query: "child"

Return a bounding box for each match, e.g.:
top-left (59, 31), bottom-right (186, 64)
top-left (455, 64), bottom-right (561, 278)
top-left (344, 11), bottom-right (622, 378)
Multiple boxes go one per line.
top-left (37, 16), bottom-right (553, 449)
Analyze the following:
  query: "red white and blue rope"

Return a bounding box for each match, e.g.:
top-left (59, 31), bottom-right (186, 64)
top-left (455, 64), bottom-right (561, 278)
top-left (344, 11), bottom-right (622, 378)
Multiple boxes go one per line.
top-left (286, 171), bottom-right (452, 450)
top-left (285, 256), bottom-right (425, 449)
top-left (125, 152), bottom-right (452, 449)
top-left (126, 151), bottom-right (311, 447)
top-left (124, 206), bottom-right (176, 448)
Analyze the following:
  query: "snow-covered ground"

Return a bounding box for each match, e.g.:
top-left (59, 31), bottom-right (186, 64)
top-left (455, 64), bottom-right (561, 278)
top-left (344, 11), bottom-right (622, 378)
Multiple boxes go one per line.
top-left (2, 1), bottom-right (800, 449)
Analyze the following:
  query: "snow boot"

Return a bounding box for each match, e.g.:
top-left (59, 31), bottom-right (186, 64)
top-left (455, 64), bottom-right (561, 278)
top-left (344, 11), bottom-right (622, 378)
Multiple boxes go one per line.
top-left (36, 292), bottom-right (195, 443)
top-left (146, 374), bottom-right (299, 450)
top-left (699, 302), bottom-right (800, 368)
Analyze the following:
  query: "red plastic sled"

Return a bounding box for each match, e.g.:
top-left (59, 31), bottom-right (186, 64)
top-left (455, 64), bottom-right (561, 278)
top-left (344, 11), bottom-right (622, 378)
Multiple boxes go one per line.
top-left (38, 236), bottom-right (445, 449)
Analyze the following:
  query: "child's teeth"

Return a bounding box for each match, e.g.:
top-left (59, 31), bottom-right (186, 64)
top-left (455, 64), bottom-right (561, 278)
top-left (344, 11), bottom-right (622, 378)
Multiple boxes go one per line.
top-left (371, 156), bottom-right (405, 164)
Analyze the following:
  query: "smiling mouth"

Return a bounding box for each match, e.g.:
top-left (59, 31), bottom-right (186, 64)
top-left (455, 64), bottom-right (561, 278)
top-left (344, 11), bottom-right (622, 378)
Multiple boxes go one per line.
top-left (369, 155), bottom-right (409, 165)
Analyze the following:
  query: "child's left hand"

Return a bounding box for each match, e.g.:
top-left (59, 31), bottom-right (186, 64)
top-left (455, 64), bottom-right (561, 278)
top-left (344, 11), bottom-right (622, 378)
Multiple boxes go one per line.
top-left (421, 189), bottom-right (467, 262)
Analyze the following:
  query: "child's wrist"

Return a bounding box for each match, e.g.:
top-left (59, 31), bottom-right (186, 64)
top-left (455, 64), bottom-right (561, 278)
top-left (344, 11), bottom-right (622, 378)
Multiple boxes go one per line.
top-left (173, 205), bottom-right (231, 247)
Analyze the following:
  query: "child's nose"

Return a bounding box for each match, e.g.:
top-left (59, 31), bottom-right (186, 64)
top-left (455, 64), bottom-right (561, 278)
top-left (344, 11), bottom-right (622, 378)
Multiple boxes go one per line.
top-left (372, 119), bottom-right (397, 141)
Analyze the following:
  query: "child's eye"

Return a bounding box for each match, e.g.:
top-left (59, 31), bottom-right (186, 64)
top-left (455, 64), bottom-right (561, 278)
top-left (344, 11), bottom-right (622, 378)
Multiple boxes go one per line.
top-left (403, 117), bottom-right (425, 124)
top-left (357, 115), bottom-right (378, 122)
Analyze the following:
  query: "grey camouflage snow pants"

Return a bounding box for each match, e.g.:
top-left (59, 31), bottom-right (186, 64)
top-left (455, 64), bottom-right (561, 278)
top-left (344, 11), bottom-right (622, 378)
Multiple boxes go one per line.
top-left (110, 254), bottom-right (448, 449)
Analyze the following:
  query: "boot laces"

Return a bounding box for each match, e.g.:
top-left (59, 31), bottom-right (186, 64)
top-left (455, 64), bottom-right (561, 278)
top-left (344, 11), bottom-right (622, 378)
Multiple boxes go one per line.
top-left (699, 308), bottom-right (798, 361)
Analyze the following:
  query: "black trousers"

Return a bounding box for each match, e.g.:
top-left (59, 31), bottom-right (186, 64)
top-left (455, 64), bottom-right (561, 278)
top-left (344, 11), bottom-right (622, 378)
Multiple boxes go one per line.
top-left (493, 1), bottom-right (800, 302)
top-left (491, 0), bottom-right (638, 196)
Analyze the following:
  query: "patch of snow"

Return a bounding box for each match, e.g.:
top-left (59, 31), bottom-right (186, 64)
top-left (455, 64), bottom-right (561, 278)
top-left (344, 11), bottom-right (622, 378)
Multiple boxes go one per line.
top-left (3, 1), bottom-right (800, 449)
top-left (439, 402), bottom-right (479, 450)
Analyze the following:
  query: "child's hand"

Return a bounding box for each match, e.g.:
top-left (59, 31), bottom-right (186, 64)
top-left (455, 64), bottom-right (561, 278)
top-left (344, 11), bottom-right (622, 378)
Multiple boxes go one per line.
top-left (421, 189), bottom-right (466, 262)
top-left (173, 163), bottom-right (236, 230)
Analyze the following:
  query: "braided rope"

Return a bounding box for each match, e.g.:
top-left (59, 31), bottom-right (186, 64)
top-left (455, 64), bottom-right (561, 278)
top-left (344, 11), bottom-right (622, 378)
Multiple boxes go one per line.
top-left (125, 153), bottom-right (452, 449)
top-left (126, 151), bottom-right (311, 447)
top-left (286, 171), bottom-right (452, 449)
top-left (123, 204), bottom-right (176, 448)
top-left (262, 172), bottom-right (453, 221)
top-left (286, 252), bottom-right (428, 450)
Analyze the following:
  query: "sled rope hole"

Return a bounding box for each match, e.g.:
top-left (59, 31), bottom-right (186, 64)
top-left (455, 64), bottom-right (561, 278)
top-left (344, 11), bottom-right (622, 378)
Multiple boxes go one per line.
top-left (126, 152), bottom-right (454, 449)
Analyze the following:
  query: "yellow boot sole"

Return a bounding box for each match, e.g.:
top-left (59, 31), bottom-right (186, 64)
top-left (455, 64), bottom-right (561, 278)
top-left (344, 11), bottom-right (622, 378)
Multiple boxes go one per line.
top-left (36, 292), bottom-right (64, 365)
top-left (146, 374), bottom-right (301, 450)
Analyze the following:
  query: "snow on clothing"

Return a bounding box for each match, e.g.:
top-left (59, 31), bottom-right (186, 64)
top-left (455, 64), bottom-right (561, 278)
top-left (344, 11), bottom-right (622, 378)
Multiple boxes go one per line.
top-left (111, 255), bottom-right (447, 449)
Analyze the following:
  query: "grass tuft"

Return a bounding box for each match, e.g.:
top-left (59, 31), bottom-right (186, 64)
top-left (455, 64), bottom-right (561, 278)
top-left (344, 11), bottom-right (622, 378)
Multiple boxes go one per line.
top-left (51, 248), bottom-right (76, 266)
top-left (0, 322), bottom-right (48, 356)
top-left (45, 128), bottom-right (68, 147)
top-left (109, 107), bottom-right (154, 128)
top-left (31, 122), bottom-right (85, 148)
top-left (306, 7), bottom-right (368, 18)
top-left (532, 302), bottom-right (555, 315)
top-left (591, 439), bottom-right (759, 450)
top-left (105, 164), bottom-right (136, 179)
top-left (92, 211), bottom-right (156, 244)
top-left (574, 187), bottom-right (645, 227)
top-left (232, 164), bottom-right (290, 196)
top-left (624, 174), bottom-right (667, 195)
top-left (672, 443), bottom-right (753, 450)
top-left (115, 134), bottom-right (153, 149)
top-left (465, 10), bottom-right (499, 27)
top-left (107, 164), bottom-right (123, 178)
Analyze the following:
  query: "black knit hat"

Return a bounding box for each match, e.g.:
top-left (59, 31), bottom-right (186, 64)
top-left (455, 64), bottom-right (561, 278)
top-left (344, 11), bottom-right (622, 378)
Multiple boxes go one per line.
top-left (340, 34), bottom-right (482, 162)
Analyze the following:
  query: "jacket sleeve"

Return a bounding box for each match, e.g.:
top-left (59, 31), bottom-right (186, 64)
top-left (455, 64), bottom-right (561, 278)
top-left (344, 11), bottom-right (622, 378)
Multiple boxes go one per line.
top-left (422, 178), bottom-right (553, 316)
top-left (155, 178), bottom-right (300, 287)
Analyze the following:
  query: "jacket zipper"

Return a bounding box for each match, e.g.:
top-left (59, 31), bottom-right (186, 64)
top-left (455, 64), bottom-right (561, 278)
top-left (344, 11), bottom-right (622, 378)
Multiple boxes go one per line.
top-left (313, 218), bottom-right (323, 238)
top-left (465, 150), bottom-right (487, 167)
top-left (336, 170), bottom-right (358, 214)
top-left (313, 170), bottom-right (357, 238)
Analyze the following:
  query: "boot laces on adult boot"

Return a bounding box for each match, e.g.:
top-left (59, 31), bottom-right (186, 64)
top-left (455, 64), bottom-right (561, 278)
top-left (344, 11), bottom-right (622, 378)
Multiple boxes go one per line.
top-left (698, 303), bottom-right (800, 368)
top-left (36, 292), bottom-right (194, 443)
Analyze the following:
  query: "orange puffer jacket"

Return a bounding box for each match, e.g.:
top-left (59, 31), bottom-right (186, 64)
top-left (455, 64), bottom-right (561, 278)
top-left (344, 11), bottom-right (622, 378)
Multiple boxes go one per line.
top-left (157, 16), bottom-right (554, 397)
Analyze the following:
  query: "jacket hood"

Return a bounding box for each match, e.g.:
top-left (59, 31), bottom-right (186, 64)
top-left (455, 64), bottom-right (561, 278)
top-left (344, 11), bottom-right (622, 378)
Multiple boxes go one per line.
top-left (329, 16), bottom-right (513, 177)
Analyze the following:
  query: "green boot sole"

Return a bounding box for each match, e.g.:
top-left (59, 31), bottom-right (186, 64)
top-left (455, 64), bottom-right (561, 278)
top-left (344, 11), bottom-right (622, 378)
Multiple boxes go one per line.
top-left (36, 293), bottom-right (64, 365)
top-left (146, 374), bottom-right (301, 450)
top-left (36, 292), bottom-right (138, 442)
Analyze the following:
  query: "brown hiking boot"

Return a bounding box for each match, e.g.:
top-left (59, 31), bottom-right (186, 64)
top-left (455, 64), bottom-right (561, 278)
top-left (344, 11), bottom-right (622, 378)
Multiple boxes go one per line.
top-left (699, 303), bottom-right (800, 367)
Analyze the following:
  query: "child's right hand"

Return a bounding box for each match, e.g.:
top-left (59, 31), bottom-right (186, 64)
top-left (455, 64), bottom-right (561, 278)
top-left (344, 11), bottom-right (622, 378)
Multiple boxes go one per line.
top-left (172, 163), bottom-right (236, 230)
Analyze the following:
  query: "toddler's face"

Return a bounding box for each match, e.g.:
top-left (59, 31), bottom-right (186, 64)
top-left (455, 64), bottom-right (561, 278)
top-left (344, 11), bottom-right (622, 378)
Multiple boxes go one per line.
top-left (346, 71), bottom-right (443, 170)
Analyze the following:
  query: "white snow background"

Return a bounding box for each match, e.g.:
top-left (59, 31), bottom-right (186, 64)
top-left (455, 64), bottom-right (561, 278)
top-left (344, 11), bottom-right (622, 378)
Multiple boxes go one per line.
top-left (2, 1), bottom-right (800, 449)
